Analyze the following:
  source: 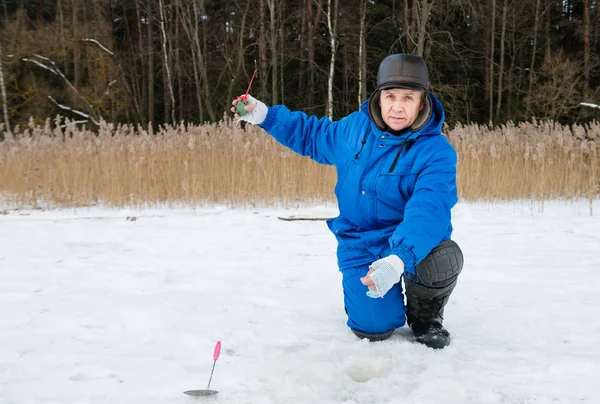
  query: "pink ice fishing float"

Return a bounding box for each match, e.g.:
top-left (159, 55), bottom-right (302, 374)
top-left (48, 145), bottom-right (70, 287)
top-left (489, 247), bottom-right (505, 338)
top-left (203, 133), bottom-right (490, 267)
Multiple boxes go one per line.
top-left (184, 341), bottom-right (222, 397)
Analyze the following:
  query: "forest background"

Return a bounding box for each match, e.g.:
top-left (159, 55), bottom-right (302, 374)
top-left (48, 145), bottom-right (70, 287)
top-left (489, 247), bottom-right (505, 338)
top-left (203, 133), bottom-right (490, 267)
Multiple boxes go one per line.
top-left (0, 0), bottom-right (599, 208)
top-left (1, 0), bottom-right (600, 127)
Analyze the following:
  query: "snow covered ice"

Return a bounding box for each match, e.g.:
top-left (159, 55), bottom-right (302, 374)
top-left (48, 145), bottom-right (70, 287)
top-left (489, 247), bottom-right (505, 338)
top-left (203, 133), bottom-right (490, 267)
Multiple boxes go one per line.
top-left (1, 200), bottom-right (599, 404)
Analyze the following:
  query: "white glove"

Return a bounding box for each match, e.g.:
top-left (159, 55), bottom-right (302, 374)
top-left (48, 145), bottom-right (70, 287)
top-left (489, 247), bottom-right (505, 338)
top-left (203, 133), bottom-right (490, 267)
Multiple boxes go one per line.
top-left (363, 255), bottom-right (404, 298)
top-left (235, 94), bottom-right (268, 125)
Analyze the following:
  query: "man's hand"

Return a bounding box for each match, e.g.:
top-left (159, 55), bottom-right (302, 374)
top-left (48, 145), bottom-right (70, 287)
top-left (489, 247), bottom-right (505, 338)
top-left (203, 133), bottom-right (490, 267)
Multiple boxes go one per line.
top-left (231, 94), bottom-right (268, 125)
top-left (360, 255), bottom-right (404, 298)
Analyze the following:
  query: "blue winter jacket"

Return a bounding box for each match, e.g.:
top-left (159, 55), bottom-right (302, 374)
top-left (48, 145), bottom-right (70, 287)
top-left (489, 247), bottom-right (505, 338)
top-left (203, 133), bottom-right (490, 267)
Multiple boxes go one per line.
top-left (258, 94), bottom-right (458, 276)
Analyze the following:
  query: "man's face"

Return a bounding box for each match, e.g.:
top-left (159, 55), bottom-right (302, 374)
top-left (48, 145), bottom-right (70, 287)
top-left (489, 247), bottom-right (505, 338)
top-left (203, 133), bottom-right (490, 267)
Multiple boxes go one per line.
top-left (379, 88), bottom-right (424, 131)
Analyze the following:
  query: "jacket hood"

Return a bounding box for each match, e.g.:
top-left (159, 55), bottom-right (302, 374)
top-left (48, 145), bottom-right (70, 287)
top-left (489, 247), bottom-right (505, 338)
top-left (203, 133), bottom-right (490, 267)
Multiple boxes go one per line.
top-left (360, 92), bottom-right (445, 145)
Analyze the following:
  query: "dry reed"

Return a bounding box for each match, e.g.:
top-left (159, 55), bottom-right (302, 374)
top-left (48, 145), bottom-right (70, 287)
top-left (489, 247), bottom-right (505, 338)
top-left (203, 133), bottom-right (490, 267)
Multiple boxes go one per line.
top-left (0, 116), bottom-right (598, 209)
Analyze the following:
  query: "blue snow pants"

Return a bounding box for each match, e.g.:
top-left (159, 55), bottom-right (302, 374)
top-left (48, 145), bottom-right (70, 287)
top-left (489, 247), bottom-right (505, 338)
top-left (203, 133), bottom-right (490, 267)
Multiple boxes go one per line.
top-left (342, 264), bottom-right (407, 336)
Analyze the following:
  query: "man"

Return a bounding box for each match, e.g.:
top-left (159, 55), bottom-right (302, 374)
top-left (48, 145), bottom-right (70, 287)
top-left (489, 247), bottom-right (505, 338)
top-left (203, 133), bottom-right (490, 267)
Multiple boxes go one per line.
top-left (232, 54), bottom-right (464, 349)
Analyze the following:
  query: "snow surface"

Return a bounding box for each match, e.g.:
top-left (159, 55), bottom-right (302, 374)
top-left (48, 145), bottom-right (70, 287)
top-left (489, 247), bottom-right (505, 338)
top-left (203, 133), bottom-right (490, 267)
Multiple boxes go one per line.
top-left (1, 200), bottom-right (599, 404)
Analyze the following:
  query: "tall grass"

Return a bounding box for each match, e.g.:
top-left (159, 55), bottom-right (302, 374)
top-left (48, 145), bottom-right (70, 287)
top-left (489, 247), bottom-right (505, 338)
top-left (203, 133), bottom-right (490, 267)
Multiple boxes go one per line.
top-left (452, 120), bottom-right (599, 204)
top-left (0, 117), bottom-right (598, 209)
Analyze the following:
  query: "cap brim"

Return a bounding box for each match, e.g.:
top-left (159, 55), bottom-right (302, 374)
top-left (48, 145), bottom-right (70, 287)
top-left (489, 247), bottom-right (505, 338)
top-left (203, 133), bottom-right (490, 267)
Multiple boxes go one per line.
top-left (378, 82), bottom-right (426, 91)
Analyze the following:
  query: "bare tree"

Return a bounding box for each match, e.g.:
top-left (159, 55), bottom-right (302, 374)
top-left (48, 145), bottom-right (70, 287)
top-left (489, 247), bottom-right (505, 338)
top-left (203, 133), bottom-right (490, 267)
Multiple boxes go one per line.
top-left (79, 34), bottom-right (142, 124)
top-left (496, 0), bottom-right (508, 116)
top-left (0, 41), bottom-right (10, 134)
top-left (279, 0), bottom-right (285, 105)
top-left (489, 0), bottom-right (496, 122)
top-left (181, 0), bottom-right (216, 122)
top-left (583, 0), bottom-right (590, 94)
top-left (398, 0), bottom-right (432, 57)
top-left (415, 0), bottom-right (433, 56)
top-left (56, 0), bottom-right (68, 77)
top-left (224, 0), bottom-right (251, 105)
top-left (545, 0), bottom-right (551, 63)
top-left (404, 0), bottom-right (412, 53)
top-left (325, 0), bottom-right (339, 119)
top-left (267, 0), bottom-right (279, 104)
top-left (175, 0), bottom-right (184, 121)
top-left (298, 1), bottom-right (307, 96)
top-left (594, 0), bottom-right (600, 52)
top-left (181, 1), bottom-right (202, 122)
top-left (158, 0), bottom-right (175, 123)
top-left (528, 0), bottom-right (541, 106)
top-left (135, 0), bottom-right (147, 122)
top-left (506, 5), bottom-right (523, 119)
top-left (358, 0), bottom-right (368, 106)
top-left (72, 0), bottom-right (80, 86)
top-left (2, 0), bottom-right (7, 23)
top-left (307, 0), bottom-right (323, 108)
top-left (259, 0), bottom-right (268, 99)
top-left (148, 0), bottom-right (155, 125)
top-left (526, 51), bottom-right (582, 120)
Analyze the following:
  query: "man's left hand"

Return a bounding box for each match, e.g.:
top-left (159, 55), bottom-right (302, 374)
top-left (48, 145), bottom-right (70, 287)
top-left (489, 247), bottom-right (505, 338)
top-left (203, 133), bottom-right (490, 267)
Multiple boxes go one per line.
top-left (360, 255), bottom-right (405, 298)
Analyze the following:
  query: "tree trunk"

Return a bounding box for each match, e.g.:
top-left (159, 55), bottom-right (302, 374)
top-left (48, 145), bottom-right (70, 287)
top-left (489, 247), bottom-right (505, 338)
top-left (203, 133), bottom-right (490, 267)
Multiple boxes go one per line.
top-left (416, 0), bottom-right (432, 56)
top-left (82, 0), bottom-right (90, 88)
top-left (175, 0), bottom-right (184, 122)
top-left (147, 0), bottom-right (155, 125)
top-left (343, 40), bottom-right (349, 115)
top-left (307, 0), bottom-right (323, 109)
top-left (0, 41), bottom-right (11, 135)
top-left (545, 0), bottom-right (551, 63)
top-left (326, 0), bottom-right (339, 119)
top-left (528, 0), bottom-right (540, 105)
top-left (507, 7), bottom-right (518, 118)
top-left (57, 0), bottom-right (68, 77)
top-left (226, 0), bottom-right (250, 105)
top-left (118, 3), bottom-right (140, 124)
top-left (404, 0), bottom-right (411, 53)
top-left (267, 0), bottom-right (278, 104)
top-left (135, 0), bottom-right (147, 122)
top-left (594, 0), bottom-right (600, 52)
top-left (259, 0), bottom-right (268, 100)
top-left (72, 0), bottom-right (80, 87)
top-left (391, 0), bottom-right (402, 52)
top-left (411, 0), bottom-right (418, 53)
top-left (583, 0), bottom-right (590, 93)
top-left (2, 0), bottom-right (7, 24)
top-left (358, 0), bottom-right (368, 106)
top-left (496, 0), bottom-right (508, 117)
top-left (593, 0), bottom-right (599, 52)
top-left (307, 0), bottom-right (315, 107)
top-left (279, 0), bottom-right (285, 105)
top-left (181, 1), bottom-right (203, 122)
top-left (489, 0), bottom-right (496, 122)
top-left (193, 0), bottom-right (215, 121)
top-left (188, 35), bottom-right (203, 122)
top-left (298, 1), bottom-right (307, 96)
top-left (158, 0), bottom-right (175, 123)
top-left (8, 1), bottom-right (23, 51)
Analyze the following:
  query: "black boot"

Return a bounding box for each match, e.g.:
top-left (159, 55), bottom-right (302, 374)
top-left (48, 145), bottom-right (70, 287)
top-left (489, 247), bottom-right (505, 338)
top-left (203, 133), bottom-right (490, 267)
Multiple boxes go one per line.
top-left (404, 279), bottom-right (456, 349)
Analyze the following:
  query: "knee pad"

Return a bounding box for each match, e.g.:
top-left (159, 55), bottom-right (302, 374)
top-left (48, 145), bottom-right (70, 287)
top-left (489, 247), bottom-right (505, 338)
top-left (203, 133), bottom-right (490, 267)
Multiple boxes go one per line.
top-left (407, 240), bottom-right (463, 288)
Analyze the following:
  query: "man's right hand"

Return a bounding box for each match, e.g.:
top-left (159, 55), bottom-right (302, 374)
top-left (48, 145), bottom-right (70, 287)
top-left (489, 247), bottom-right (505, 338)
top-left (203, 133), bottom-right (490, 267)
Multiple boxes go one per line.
top-left (231, 94), bottom-right (268, 125)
